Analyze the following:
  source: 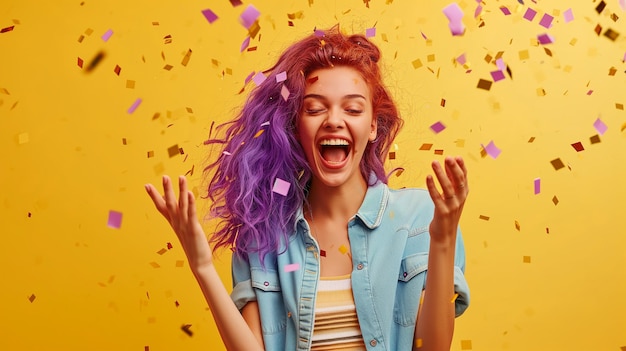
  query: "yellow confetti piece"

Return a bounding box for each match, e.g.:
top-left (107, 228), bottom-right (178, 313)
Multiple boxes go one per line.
top-left (156, 248), bottom-right (167, 255)
top-left (338, 245), bottom-right (348, 254)
top-left (460, 339), bottom-right (472, 350)
top-left (515, 220), bottom-right (521, 231)
top-left (175, 260), bottom-right (185, 267)
top-left (126, 80), bottom-right (135, 89)
top-left (523, 256), bottom-right (531, 263)
top-left (18, 132), bottom-right (29, 144)
top-left (518, 49), bottom-right (530, 60)
top-left (254, 129), bottom-right (264, 138)
top-left (451, 293), bottom-right (459, 303)
top-left (412, 59), bottom-right (423, 69)
top-left (415, 338), bottom-right (423, 348)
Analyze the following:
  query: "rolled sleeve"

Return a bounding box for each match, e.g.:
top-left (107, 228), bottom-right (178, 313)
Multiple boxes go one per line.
top-left (230, 253), bottom-right (257, 311)
top-left (453, 227), bottom-right (470, 317)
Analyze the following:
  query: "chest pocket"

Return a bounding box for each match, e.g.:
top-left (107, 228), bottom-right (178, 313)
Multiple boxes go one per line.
top-left (250, 268), bottom-right (287, 335)
top-left (393, 252), bottom-right (429, 327)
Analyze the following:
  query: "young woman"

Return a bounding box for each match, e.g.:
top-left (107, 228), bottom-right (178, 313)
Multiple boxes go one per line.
top-left (145, 26), bottom-right (469, 351)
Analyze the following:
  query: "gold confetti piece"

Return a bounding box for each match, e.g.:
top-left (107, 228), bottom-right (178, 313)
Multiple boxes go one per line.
top-left (114, 65), bottom-right (121, 75)
top-left (254, 129), bottom-right (264, 138)
top-left (181, 324), bottom-right (193, 336)
top-left (603, 28), bottom-right (619, 41)
top-left (450, 293), bottom-right (459, 303)
top-left (85, 51), bottom-right (106, 73)
top-left (147, 151), bottom-right (154, 158)
top-left (28, 294), bottom-right (36, 303)
top-left (248, 21), bottom-right (261, 38)
top-left (152, 21), bottom-right (159, 26)
top-left (147, 317), bottom-right (156, 323)
top-left (536, 88), bottom-right (547, 96)
top-left (621, 123), bottom-right (626, 132)
top-left (122, 138), bottom-right (127, 145)
top-left (546, 227), bottom-right (550, 234)
top-left (434, 149), bottom-right (444, 155)
top-left (550, 158), bottom-right (565, 170)
top-left (416, 338), bottom-right (423, 348)
top-left (515, 220), bottom-right (520, 231)
top-left (440, 98), bottom-right (446, 107)
top-left (589, 134), bottom-right (601, 144)
top-left (412, 59), bottom-right (423, 69)
top-left (0, 88), bottom-right (9, 95)
top-left (163, 64), bottom-right (173, 71)
top-left (175, 260), bottom-right (185, 267)
top-left (77, 57), bottom-right (84, 68)
top-left (181, 49), bottom-right (192, 66)
top-left (18, 132), bottom-right (29, 144)
top-left (552, 196), bottom-right (559, 205)
top-left (518, 49), bottom-right (529, 60)
top-left (594, 24), bottom-right (602, 36)
top-left (460, 339), bottom-right (472, 350)
top-left (167, 144), bottom-right (180, 157)
top-left (77, 34), bottom-right (84, 43)
top-left (157, 248), bottom-right (167, 255)
top-left (616, 103), bottom-right (624, 110)
top-left (479, 215), bottom-right (490, 221)
top-left (126, 80), bottom-right (135, 89)
top-left (85, 28), bottom-right (93, 35)
top-left (455, 139), bottom-right (465, 147)
top-left (477, 79), bottom-right (492, 91)
top-left (426, 54), bottom-right (435, 62)
top-left (338, 245), bottom-right (348, 254)
top-left (569, 38), bottom-right (577, 46)
top-left (528, 137), bottom-right (535, 143)
top-left (419, 143), bottom-right (433, 151)
top-left (523, 256), bottom-right (531, 263)
top-left (149, 262), bottom-right (160, 268)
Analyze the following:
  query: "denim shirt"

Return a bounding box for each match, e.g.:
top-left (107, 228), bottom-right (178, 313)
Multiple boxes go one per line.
top-left (231, 181), bottom-right (470, 351)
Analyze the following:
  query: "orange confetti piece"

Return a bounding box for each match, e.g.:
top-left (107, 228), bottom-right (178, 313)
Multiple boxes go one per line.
top-left (254, 129), bottom-right (264, 138)
top-left (550, 158), bottom-right (565, 170)
top-left (416, 338), bottom-right (423, 348)
top-left (461, 340), bottom-right (472, 350)
top-left (28, 294), bottom-right (36, 303)
top-left (338, 245), bottom-right (348, 254)
top-left (479, 215), bottom-right (490, 221)
top-left (523, 256), bottom-right (531, 263)
top-left (451, 293), bottom-right (459, 303)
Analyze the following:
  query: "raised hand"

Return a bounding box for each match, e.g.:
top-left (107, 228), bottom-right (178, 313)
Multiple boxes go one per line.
top-left (145, 175), bottom-right (214, 271)
top-left (425, 156), bottom-right (469, 245)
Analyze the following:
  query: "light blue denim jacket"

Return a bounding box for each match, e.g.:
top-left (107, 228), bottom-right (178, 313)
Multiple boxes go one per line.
top-left (231, 181), bottom-right (470, 351)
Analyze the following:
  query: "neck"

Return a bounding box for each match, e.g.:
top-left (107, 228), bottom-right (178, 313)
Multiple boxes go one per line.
top-left (305, 175), bottom-right (368, 221)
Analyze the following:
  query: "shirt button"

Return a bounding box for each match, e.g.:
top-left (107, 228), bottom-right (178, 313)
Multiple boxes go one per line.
top-left (370, 339), bottom-right (377, 347)
top-left (357, 263), bottom-right (364, 270)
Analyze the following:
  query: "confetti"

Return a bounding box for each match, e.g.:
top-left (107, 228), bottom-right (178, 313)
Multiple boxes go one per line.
top-left (240, 4), bottom-right (260, 29)
top-left (499, 6), bottom-right (511, 15)
top-left (460, 339), bottom-right (472, 350)
top-left (320, 250), bottom-right (326, 257)
top-left (523, 256), bottom-right (531, 263)
top-left (479, 215), bottom-right (490, 221)
top-left (181, 324), bottom-right (193, 336)
top-left (490, 70), bottom-right (505, 82)
top-left (284, 263), bottom-right (300, 272)
top-left (181, 49), bottom-right (192, 66)
top-left (252, 72), bottom-right (266, 86)
top-left (523, 8), bottom-right (537, 21)
top-left (201, 9), bottom-right (218, 23)
top-left (477, 79), bottom-right (492, 91)
top-left (272, 178), bottom-right (290, 196)
top-left (230, 0), bottom-right (243, 6)
top-left (338, 245), bottom-right (349, 254)
top-left (596, 0), bottom-right (607, 14)
top-left (620, 0), bottom-right (626, 11)
top-left (593, 117), bottom-right (608, 135)
top-left (168, 144), bottom-right (181, 157)
top-left (430, 121), bottom-right (446, 134)
top-left (416, 338), bottom-right (423, 348)
top-left (482, 140), bottom-right (501, 159)
top-left (101, 29), bottom-right (113, 42)
top-left (563, 8), bottom-right (574, 23)
top-left (450, 293), bottom-right (459, 303)
top-left (240, 36), bottom-right (251, 52)
top-left (550, 158), bottom-right (565, 170)
top-left (412, 59), bottom-right (423, 69)
top-left (571, 142), bottom-right (584, 152)
top-left (114, 65), bottom-right (121, 75)
top-left (85, 51), bottom-right (106, 73)
top-left (365, 27), bottom-right (376, 37)
top-left (280, 85), bottom-right (290, 101)
top-left (552, 196), bottom-right (559, 205)
top-left (539, 13), bottom-right (554, 28)
top-left (515, 220), bottom-right (521, 231)
top-left (18, 132), bottom-right (29, 144)
top-left (534, 178), bottom-right (540, 194)
top-left (419, 143), bottom-right (433, 150)
top-left (442, 3), bottom-right (465, 36)
top-left (537, 33), bottom-right (555, 44)
top-left (275, 71), bottom-right (287, 82)
top-left (127, 98), bottom-right (142, 114)
top-left (28, 294), bottom-right (36, 303)
top-left (456, 53), bottom-right (467, 65)
top-left (107, 210), bottom-right (123, 229)
top-left (590, 134), bottom-right (601, 144)
top-left (1, 25), bottom-right (15, 33)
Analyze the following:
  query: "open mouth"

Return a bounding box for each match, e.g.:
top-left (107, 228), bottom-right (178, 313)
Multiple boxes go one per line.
top-left (319, 138), bottom-right (350, 164)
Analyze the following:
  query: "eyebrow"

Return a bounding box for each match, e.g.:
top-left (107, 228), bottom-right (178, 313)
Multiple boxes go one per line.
top-left (303, 93), bottom-right (367, 101)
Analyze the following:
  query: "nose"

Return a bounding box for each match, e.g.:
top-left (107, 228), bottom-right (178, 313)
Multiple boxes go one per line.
top-left (323, 107), bottom-right (344, 129)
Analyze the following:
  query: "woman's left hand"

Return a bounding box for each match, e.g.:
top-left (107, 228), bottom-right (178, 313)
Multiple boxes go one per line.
top-left (426, 156), bottom-right (469, 245)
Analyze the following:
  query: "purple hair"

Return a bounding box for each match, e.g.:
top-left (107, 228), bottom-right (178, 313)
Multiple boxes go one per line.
top-left (204, 26), bottom-right (403, 263)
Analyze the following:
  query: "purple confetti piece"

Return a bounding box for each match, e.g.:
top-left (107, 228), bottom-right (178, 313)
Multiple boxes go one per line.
top-left (108, 210), bottom-right (123, 229)
top-left (252, 72), bottom-right (266, 86)
top-left (482, 140), bottom-right (502, 159)
top-left (563, 8), bottom-right (574, 23)
top-left (365, 27), bottom-right (376, 37)
top-left (101, 29), bottom-right (113, 42)
top-left (430, 121), bottom-right (446, 134)
top-left (495, 58), bottom-right (506, 71)
top-left (594, 117), bottom-right (608, 135)
top-left (314, 29), bottom-right (325, 37)
top-left (240, 4), bottom-right (260, 29)
top-left (491, 70), bottom-right (506, 82)
top-left (272, 178), bottom-right (291, 196)
top-left (244, 71), bottom-right (255, 84)
top-left (284, 263), bottom-right (300, 272)
top-left (500, 6), bottom-right (511, 15)
top-left (523, 8), bottom-right (537, 21)
top-left (201, 9), bottom-right (218, 23)
top-left (621, 0), bottom-right (626, 11)
top-left (537, 33), bottom-right (555, 44)
top-left (275, 71), bottom-right (287, 83)
top-left (539, 13), bottom-right (554, 28)
top-left (127, 98), bottom-right (142, 114)
top-left (443, 3), bottom-right (465, 36)
top-left (280, 85), bottom-right (290, 101)
top-left (534, 178), bottom-right (541, 195)
top-left (240, 36), bottom-right (251, 52)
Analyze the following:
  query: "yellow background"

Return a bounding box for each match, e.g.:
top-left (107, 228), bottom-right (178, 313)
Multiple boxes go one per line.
top-left (1, 0), bottom-right (625, 350)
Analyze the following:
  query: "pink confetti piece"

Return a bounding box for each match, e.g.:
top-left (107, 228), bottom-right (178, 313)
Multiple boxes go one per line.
top-left (240, 36), bottom-right (251, 52)
top-left (101, 29), bottom-right (113, 42)
top-left (260, 121), bottom-right (270, 127)
top-left (420, 31), bottom-right (428, 40)
top-left (108, 210), bottom-right (123, 229)
top-left (430, 121), bottom-right (446, 134)
top-left (482, 140), bottom-right (502, 159)
top-left (523, 8), bottom-right (537, 21)
top-left (537, 33), bottom-right (555, 44)
top-left (442, 3), bottom-right (465, 36)
top-left (201, 9), bottom-right (218, 23)
top-left (275, 71), bottom-right (287, 83)
top-left (240, 4), bottom-right (260, 29)
top-left (456, 53), bottom-right (467, 65)
top-left (563, 8), bottom-right (574, 23)
top-left (534, 178), bottom-right (541, 194)
top-left (314, 29), bottom-right (325, 37)
top-left (474, 4), bottom-right (483, 18)
top-left (252, 72), bottom-right (266, 86)
top-left (127, 98), bottom-right (142, 114)
top-left (272, 178), bottom-right (290, 196)
top-left (280, 85), bottom-right (290, 101)
top-left (539, 13), bottom-right (554, 28)
top-left (587, 90), bottom-right (594, 96)
top-left (495, 58), bottom-right (506, 71)
top-left (620, 0), bottom-right (626, 11)
top-left (500, 6), bottom-right (511, 15)
top-left (490, 70), bottom-right (506, 82)
top-left (594, 117), bottom-right (608, 135)
top-left (365, 27), bottom-right (376, 37)
top-left (244, 71), bottom-right (255, 84)
top-left (284, 263), bottom-right (300, 272)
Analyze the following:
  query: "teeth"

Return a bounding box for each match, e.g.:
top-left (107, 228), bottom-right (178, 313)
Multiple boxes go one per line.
top-left (319, 139), bottom-right (349, 146)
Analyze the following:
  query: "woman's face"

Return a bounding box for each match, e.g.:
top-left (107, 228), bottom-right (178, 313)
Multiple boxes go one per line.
top-left (297, 66), bottom-right (377, 189)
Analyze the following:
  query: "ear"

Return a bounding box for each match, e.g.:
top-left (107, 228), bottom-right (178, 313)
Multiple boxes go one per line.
top-left (369, 117), bottom-right (378, 142)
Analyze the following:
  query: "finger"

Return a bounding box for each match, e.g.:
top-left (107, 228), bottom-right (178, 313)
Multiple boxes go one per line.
top-left (455, 156), bottom-right (469, 193)
top-left (426, 174), bottom-right (446, 206)
top-left (445, 157), bottom-right (466, 192)
top-left (162, 175), bottom-right (178, 215)
top-left (432, 160), bottom-right (455, 199)
top-left (178, 176), bottom-right (189, 221)
top-left (145, 184), bottom-right (170, 220)
top-left (187, 190), bottom-right (197, 220)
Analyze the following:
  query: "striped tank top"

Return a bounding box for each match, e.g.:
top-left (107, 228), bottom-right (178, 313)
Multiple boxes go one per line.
top-left (311, 274), bottom-right (366, 350)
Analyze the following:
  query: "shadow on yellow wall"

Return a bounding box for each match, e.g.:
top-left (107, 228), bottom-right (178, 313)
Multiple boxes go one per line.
top-left (1, 1), bottom-right (625, 350)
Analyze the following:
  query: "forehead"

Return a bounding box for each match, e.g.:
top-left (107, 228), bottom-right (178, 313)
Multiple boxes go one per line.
top-left (304, 66), bottom-right (370, 97)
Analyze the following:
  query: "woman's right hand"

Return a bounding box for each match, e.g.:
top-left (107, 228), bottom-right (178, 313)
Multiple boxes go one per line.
top-left (145, 175), bottom-right (213, 271)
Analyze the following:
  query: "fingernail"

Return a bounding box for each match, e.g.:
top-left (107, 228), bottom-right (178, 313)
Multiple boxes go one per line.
top-left (144, 184), bottom-right (150, 192)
